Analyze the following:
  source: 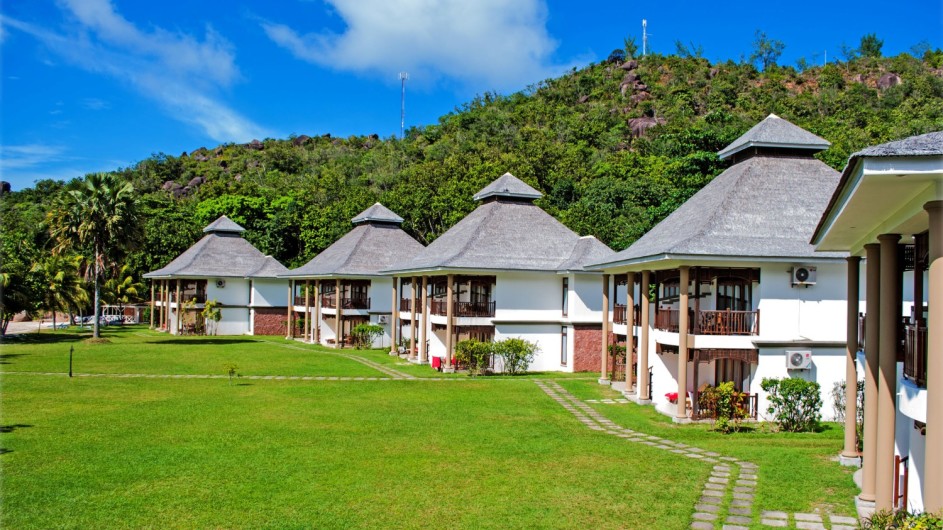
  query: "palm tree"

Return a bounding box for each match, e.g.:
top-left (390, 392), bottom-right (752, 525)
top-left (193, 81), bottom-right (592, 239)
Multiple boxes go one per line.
top-left (101, 264), bottom-right (144, 316)
top-left (30, 254), bottom-right (89, 331)
top-left (48, 173), bottom-right (140, 338)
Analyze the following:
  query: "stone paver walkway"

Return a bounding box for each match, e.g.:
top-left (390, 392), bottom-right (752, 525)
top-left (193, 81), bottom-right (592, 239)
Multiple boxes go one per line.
top-left (268, 341), bottom-right (417, 379)
top-left (533, 380), bottom-right (857, 530)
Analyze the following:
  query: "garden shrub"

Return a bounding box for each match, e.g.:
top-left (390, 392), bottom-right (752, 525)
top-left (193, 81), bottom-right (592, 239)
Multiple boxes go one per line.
top-left (454, 339), bottom-right (492, 376)
top-left (698, 382), bottom-right (748, 433)
top-left (760, 377), bottom-right (822, 432)
top-left (350, 323), bottom-right (383, 349)
top-left (864, 509), bottom-right (943, 529)
top-left (494, 338), bottom-right (538, 375)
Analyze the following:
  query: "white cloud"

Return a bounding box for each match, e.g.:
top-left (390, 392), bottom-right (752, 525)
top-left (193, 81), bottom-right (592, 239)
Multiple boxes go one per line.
top-left (81, 98), bottom-right (110, 110)
top-left (1, 1), bottom-right (271, 142)
top-left (0, 144), bottom-right (69, 172)
top-left (261, 0), bottom-right (571, 92)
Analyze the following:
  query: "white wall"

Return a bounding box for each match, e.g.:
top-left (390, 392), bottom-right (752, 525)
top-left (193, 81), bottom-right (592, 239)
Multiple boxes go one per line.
top-left (749, 347), bottom-right (846, 421)
top-left (371, 277), bottom-right (394, 314)
top-left (206, 278), bottom-right (250, 306)
top-left (495, 272), bottom-right (560, 321)
top-left (252, 279), bottom-right (288, 307)
top-left (495, 323), bottom-right (562, 372)
top-left (570, 273), bottom-right (605, 322)
top-left (217, 308), bottom-right (250, 335)
top-left (756, 262), bottom-right (846, 342)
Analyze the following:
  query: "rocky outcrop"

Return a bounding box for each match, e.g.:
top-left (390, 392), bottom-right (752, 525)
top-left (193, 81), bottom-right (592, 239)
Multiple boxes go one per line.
top-left (877, 73), bottom-right (902, 89)
top-left (627, 116), bottom-right (666, 137)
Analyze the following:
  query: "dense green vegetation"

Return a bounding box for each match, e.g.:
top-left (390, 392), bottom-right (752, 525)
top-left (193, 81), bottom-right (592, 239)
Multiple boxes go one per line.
top-left (0, 326), bottom-right (857, 527)
top-left (3, 47), bottom-right (943, 320)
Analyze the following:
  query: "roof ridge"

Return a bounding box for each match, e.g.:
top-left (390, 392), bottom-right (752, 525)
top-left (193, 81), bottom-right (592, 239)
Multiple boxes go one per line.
top-left (442, 201), bottom-right (499, 267)
top-left (336, 224), bottom-right (372, 271)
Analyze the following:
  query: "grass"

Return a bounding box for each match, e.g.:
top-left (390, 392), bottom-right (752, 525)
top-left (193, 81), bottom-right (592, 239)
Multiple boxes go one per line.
top-left (0, 326), bottom-right (860, 528)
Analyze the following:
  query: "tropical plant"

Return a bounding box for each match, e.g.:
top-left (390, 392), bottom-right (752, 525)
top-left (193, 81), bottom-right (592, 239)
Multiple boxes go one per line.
top-left (0, 269), bottom-right (40, 336)
top-left (698, 382), bottom-right (748, 433)
top-left (494, 338), bottom-right (538, 375)
top-left (350, 322), bottom-right (383, 349)
top-left (863, 509), bottom-right (943, 529)
top-left (455, 339), bottom-right (493, 376)
top-left (100, 264), bottom-right (144, 311)
top-left (202, 299), bottom-right (222, 336)
top-left (760, 377), bottom-right (823, 432)
top-left (47, 173), bottom-right (140, 338)
top-left (29, 253), bottom-right (88, 330)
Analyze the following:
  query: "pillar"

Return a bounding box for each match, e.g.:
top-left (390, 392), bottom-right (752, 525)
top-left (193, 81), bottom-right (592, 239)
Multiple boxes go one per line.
top-left (287, 281), bottom-right (294, 339)
top-left (600, 273), bottom-right (610, 383)
top-left (174, 279), bottom-right (182, 335)
top-left (149, 281), bottom-right (155, 329)
top-left (445, 274), bottom-right (455, 370)
top-left (313, 280), bottom-right (321, 344)
top-left (420, 276), bottom-right (429, 363)
top-left (304, 280), bottom-right (311, 342)
top-left (924, 201), bottom-right (943, 511)
top-left (391, 279), bottom-right (399, 354)
top-left (335, 279), bottom-right (342, 348)
top-left (409, 277), bottom-right (418, 359)
top-left (842, 256), bottom-right (861, 460)
top-left (875, 234), bottom-right (901, 510)
top-left (860, 243), bottom-right (880, 503)
top-left (161, 280), bottom-right (167, 330)
top-left (639, 270), bottom-right (651, 401)
top-left (677, 266), bottom-right (690, 419)
top-left (626, 273), bottom-right (635, 386)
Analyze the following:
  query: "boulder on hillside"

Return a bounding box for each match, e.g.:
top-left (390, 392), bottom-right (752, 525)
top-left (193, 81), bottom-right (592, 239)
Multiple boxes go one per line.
top-left (623, 72), bottom-right (638, 84)
top-left (0, 181), bottom-right (11, 194)
top-left (630, 92), bottom-right (651, 104)
top-left (292, 135), bottom-right (311, 147)
top-left (709, 67), bottom-right (720, 78)
top-left (877, 73), bottom-right (902, 89)
top-left (214, 146), bottom-right (224, 156)
top-left (369, 133), bottom-right (380, 140)
top-left (190, 147), bottom-right (207, 157)
top-left (577, 95), bottom-right (590, 104)
top-left (245, 139), bottom-right (264, 150)
top-left (627, 116), bottom-right (665, 137)
top-left (161, 180), bottom-right (181, 191)
top-left (187, 176), bottom-right (204, 187)
top-left (619, 60), bottom-right (638, 71)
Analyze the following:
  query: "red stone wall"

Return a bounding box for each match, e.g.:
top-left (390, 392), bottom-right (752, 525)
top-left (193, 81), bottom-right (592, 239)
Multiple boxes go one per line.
top-left (253, 307), bottom-right (289, 336)
top-left (573, 324), bottom-right (607, 372)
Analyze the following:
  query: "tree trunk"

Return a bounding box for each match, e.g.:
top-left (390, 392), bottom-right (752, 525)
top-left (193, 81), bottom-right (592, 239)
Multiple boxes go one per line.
top-left (53, 312), bottom-right (57, 331)
top-left (93, 252), bottom-right (101, 339)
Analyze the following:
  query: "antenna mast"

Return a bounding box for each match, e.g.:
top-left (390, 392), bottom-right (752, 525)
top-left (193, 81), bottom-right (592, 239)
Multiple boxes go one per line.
top-left (399, 72), bottom-right (409, 139)
top-left (642, 19), bottom-right (647, 56)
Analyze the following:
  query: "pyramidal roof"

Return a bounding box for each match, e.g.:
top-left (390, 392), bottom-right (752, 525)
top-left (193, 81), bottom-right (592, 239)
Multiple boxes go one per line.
top-left (203, 215), bottom-right (246, 233)
top-left (144, 219), bottom-right (288, 279)
top-left (717, 114), bottom-right (830, 160)
top-left (472, 172), bottom-right (543, 201)
top-left (853, 130), bottom-right (943, 158)
top-left (387, 173), bottom-right (613, 273)
top-left (351, 203), bottom-right (404, 225)
top-left (284, 204), bottom-right (423, 278)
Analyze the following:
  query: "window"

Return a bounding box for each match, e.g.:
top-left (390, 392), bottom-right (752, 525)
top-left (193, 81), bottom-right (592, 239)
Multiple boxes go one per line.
top-left (561, 326), bottom-right (568, 365)
top-left (662, 279), bottom-right (680, 300)
top-left (562, 278), bottom-right (569, 317)
top-left (717, 277), bottom-right (750, 311)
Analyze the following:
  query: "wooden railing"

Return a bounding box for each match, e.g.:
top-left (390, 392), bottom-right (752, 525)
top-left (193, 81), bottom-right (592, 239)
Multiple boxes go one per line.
top-left (400, 298), bottom-right (412, 311)
top-left (321, 295), bottom-right (370, 310)
top-left (654, 308), bottom-right (692, 333)
top-left (696, 309), bottom-right (759, 336)
top-left (903, 323), bottom-right (928, 388)
top-left (293, 295), bottom-right (306, 306)
top-left (613, 304), bottom-right (627, 324)
top-left (175, 293), bottom-right (206, 304)
top-left (430, 300), bottom-right (496, 317)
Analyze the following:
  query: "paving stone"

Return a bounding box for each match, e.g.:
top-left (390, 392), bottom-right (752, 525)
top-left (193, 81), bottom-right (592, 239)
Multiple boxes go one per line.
top-left (695, 504), bottom-right (720, 513)
top-left (794, 513), bottom-right (822, 522)
top-left (829, 515), bottom-right (858, 525)
top-left (699, 496), bottom-right (722, 505)
top-left (761, 511), bottom-right (788, 519)
top-left (690, 522), bottom-right (714, 530)
top-left (701, 489), bottom-right (723, 497)
top-left (760, 518), bottom-right (787, 527)
top-left (832, 526), bottom-right (857, 530)
top-left (728, 507), bottom-right (751, 516)
top-left (739, 462), bottom-right (758, 469)
top-left (702, 457), bottom-right (718, 463)
top-left (704, 482), bottom-right (725, 490)
top-left (721, 525), bottom-right (748, 530)
top-left (711, 472), bottom-right (731, 478)
top-left (795, 522), bottom-right (826, 530)
top-left (704, 452), bottom-right (721, 457)
top-left (725, 515), bottom-right (751, 524)
top-left (736, 480), bottom-right (757, 487)
top-left (740, 473), bottom-right (758, 480)
top-left (733, 492), bottom-right (754, 501)
top-left (693, 512), bottom-right (717, 521)
top-left (733, 486), bottom-right (753, 493)
top-left (730, 499), bottom-right (752, 507)
top-left (708, 477), bottom-right (728, 484)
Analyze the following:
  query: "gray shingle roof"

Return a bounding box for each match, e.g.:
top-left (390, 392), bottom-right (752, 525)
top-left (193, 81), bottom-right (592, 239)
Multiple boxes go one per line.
top-left (144, 231), bottom-right (289, 279)
top-left (386, 193), bottom-right (614, 274)
top-left (717, 114), bottom-right (830, 160)
top-left (472, 172), bottom-right (543, 201)
top-left (589, 155), bottom-right (846, 268)
top-left (202, 215), bottom-right (246, 233)
top-left (558, 236), bottom-right (616, 271)
top-left (284, 204), bottom-right (424, 278)
top-left (351, 202), bottom-right (404, 225)
top-left (853, 131), bottom-right (943, 157)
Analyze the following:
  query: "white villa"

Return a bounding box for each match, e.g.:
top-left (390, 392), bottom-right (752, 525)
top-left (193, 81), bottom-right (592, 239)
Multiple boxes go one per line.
top-left (384, 173), bottom-right (615, 372)
top-left (587, 115), bottom-right (852, 421)
top-left (812, 131), bottom-right (943, 514)
top-left (144, 216), bottom-right (290, 335)
top-left (281, 203), bottom-right (424, 348)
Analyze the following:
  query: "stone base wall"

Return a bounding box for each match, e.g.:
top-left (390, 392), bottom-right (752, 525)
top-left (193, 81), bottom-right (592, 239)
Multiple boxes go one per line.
top-left (573, 324), bottom-right (606, 372)
top-left (253, 307), bottom-right (289, 336)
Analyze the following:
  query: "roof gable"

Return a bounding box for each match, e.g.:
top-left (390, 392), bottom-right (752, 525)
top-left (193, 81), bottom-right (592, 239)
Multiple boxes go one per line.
top-left (853, 130), bottom-right (943, 158)
top-left (472, 172), bottom-right (543, 202)
top-left (717, 114), bottom-right (830, 160)
top-left (351, 203), bottom-right (404, 225)
top-left (203, 215), bottom-right (246, 233)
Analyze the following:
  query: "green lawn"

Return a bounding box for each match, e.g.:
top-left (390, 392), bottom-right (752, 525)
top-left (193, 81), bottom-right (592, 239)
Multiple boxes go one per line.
top-left (0, 326), bottom-right (859, 528)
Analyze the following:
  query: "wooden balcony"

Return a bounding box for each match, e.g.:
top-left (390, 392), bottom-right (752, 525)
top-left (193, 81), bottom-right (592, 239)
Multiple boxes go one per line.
top-left (612, 304), bottom-right (642, 325)
top-left (655, 308), bottom-right (759, 335)
top-left (430, 300), bottom-right (496, 318)
top-left (293, 295), bottom-right (306, 306)
top-left (321, 295), bottom-right (370, 310)
top-left (175, 293), bottom-right (206, 304)
top-left (903, 323), bottom-right (928, 388)
top-left (400, 298), bottom-right (412, 312)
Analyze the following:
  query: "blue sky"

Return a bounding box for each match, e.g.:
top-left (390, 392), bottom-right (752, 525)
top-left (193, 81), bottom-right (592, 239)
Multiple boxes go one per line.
top-left (1, 0), bottom-right (940, 190)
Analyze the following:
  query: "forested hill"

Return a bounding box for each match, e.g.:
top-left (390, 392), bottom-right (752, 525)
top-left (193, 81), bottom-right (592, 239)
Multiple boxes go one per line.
top-left (4, 50), bottom-right (943, 286)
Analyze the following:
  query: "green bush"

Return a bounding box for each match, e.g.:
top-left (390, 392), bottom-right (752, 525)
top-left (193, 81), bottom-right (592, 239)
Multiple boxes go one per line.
top-left (698, 382), bottom-right (748, 433)
top-left (350, 323), bottom-right (384, 349)
top-left (494, 338), bottom-right (538, 375)
top-left (760, 377), bottom-right (822, 432)
top-left (454, 339), bottom-right (492, 376)
top-left (864, 509), bottom-right (943, 529)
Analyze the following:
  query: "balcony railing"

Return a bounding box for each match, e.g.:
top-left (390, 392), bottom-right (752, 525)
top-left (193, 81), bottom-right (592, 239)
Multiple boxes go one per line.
top-left (400, 298), bottom-right (412, 312)
top-left (613, 304), bottom-right (642, 325)
top-left (294, 295), bottom-right (307, 306)
top-left (175, 293), bottom-right (207, 304)
top-left (903, 324), bottom-right (928, 388)
top-left (856, 313), bottom-right (912, 359)
top-left (321, 295), bottom-right (370, 310)
top-left (430, 300), bottom-right (496, 317)
top-left (654, 308), bottom-right (759, 336)
top-left (696, 309), bottom-right (759, 336)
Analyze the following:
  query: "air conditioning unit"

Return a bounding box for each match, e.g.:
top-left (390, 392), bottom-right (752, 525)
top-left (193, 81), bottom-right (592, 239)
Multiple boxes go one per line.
top-left (786, 350), bottom-right (813, 370)
top-left (791, 266), bottom-right (817, 287)
top-left (215, 279), bottom-right (226, 289)
top-left (377, 315), bottom-right (388, 324)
